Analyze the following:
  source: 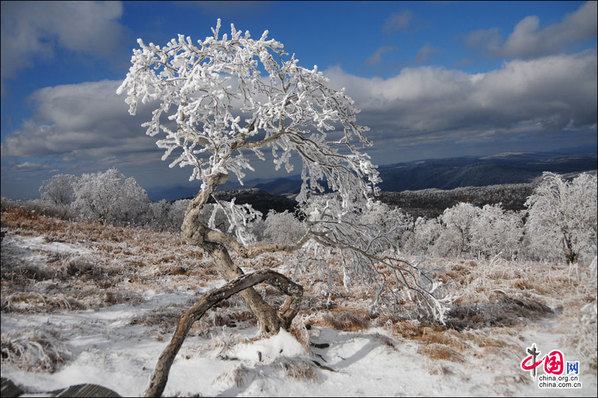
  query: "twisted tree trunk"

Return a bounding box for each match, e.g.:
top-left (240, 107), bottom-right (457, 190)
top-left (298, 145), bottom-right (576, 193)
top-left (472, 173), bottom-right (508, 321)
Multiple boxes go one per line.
top-left (181, 174), bottom-right (293, 335)
top-left (144, 269), bottom-right (303, 397)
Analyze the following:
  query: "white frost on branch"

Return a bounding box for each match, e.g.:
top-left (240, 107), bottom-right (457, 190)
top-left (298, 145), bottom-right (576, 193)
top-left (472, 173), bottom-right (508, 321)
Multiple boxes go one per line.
top-left (116, 20), bottom-right (448, 323)
top-left (116, 19), bottom-right (379, 214)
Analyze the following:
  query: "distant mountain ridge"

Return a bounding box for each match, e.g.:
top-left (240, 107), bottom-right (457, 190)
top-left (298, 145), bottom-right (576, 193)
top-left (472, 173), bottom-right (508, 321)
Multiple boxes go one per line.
top-left (377, 152), bottom-right (597, 192)
top-left (147, 151), bottom-right (597, 201)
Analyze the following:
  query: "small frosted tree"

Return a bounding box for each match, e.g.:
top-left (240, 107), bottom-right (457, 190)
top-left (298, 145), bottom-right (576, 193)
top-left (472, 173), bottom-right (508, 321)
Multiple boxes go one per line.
top-left (524, 172), bottom-right (597, 264)
top-left (470, 204), bottom-right (524, 260)
top-left (71, 168), bottom-right (150, 224)
top-left (117, 19), bottom-right (446, 337)
top-left (437, 202), bottom-right (480, 257)
top-left (407, 217), bottom-right (442, 256)
top-left (118, 20), bottom-right (450, 396)
top-left (358, 201), bottom-right (413, 252)
top-left (40, 174), bottom-right (78, 206)
top-left (263, 210), bottom-right (306, 245)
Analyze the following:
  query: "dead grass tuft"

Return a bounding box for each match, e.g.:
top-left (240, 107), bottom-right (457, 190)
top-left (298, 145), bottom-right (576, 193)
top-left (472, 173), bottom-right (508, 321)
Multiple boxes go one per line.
top-left (316, 311), bottom-right (371, 332)
top-left (130, 308), bottom-right (183, 331)
top-left (103, 290), bottom-right (143, 306)
top-left (62, 256), bottom-right (103, 280)
top-left (462, 330), bottom-right (508, 348)
top-left (1, 330), bottom-right (71, 373)
top-left (418, 343), bottom-right (464, 363)
top-left (444, 294), bottom-right (553, 331)
top-left (213, 363), bottom-right (254, 388)
top-left (1, 263), bottom-right (54, 282)
top-left (279, 357), bottom-right (319, 381)
top-left (2, 292), bottom-right (85, 313)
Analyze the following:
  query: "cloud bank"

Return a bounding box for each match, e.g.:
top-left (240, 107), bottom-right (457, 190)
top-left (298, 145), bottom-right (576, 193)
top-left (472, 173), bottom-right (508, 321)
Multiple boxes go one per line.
top-left (465, 1), bottom-right (597, 59)
top-left (325, 51), bottom-right (596, 146)
top-left (3, 51), bottom-right (595, 170)
top-left (1, 80), bottom-right (158, 166)
top-left (1, 1), bottom-right (126, 80)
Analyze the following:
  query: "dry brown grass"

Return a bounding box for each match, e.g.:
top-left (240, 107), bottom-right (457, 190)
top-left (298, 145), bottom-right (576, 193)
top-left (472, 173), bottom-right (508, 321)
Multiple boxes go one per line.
top-left (313, 310), bottom-right (371, 332)
top-left (2, 292), bottom-right (85, 313)
top-left (417, 343), bottom-right (464, 362)
top-left (1, 206), bottom-right (221, 316)
top-left (1, 330), bottom-right (72, 373)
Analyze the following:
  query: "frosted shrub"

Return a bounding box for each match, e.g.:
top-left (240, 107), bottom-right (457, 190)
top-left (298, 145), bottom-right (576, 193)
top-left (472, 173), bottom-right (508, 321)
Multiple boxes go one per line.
top-left (406, 217), bottom-right (442, 256)
top-left (470, 204), bottom-right (524, 260)
top-left (263, 210), bottom-right (306, 245)
top-left (71, 168), bottom-right (150, 224)
top-left (168, 199), bottom-right (190, 230)
top-left (145, 199), bottom-right (171, 230)
top-left (359, 201), bottom-right (413, 252)
top-left (39, 174), bottom-right (78, 206)
top-left (1, 330), bottom-right (72, 373)
top-left (199, 203), bottom-right (231, 235)
top-left (524, 172), bottom-right (597, 264)
top-left (436, 203), bottom-right (480, 257)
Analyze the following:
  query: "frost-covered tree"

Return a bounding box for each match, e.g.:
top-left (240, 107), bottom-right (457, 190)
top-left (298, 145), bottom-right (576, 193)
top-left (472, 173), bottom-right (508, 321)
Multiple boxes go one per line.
top-left (117, 19), bottom-right (446, 346)
top-left (71, 168), bottom-right (150, 224)
top-left (358, 201), bottom-right (413, 252)
top-left (39, 174), bottom-right (78, 206)
top-left (407, 217), bottom-right (442, 256)
top-left (145, 199), bottom-right (172, 230)
top-left (168, 199), bottom-right (190, 231)
top-left (470, 204), bottom-right (523, 260)
top-left (263, 210), bottom-right (306, 245)
top-left (524, 172), bottom-right (597, 264)
top-left (436, 202), bottom-right (480, 257)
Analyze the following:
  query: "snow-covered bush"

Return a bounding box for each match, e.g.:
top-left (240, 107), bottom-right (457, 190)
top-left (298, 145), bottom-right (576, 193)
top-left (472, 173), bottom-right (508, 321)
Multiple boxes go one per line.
top-left (524, 172), bottom-right (597, 264)
top-left (470, 204), bottom-right (523, 260)
top-left (358, 201), bottom-right (413, 253)
top-left (436, 203), bottom-right (481, 257)
top-left (406, 217), bottom-right (442, 256)
top-left (39, 174), bottom-right (78, 206)
top-left (263, 210), bottom-right (306, 245)
top-left (71, 168), bottom-right (150, 224)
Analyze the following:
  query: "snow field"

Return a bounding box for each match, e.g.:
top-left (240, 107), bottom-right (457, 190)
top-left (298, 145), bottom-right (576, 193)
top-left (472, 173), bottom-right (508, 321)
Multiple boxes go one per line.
top-left (1, 208), bottom-right (596, 396)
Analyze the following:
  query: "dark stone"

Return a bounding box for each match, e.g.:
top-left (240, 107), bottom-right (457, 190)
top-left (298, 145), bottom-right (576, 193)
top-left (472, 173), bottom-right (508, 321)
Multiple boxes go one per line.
top-left (50, 384), bottom-right (121, 397)
top-left (1, 378), bottom-right (24, 398)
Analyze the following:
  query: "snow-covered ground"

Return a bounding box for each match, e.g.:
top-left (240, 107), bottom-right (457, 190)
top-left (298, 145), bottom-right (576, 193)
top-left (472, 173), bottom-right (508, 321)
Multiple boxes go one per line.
top-left (1, 211), bottom-right (596, 397)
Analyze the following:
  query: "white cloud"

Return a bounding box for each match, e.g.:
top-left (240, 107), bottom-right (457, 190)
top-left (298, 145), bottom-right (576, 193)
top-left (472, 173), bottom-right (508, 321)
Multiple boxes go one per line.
top-left (364, 46), bottom-right (397, 65)
top-left (1, 1), bottom-right (125, 80)
top-left (1, 80), bottom-right (158, 162)
top-left (3, 51), bottom-right (595, 175)
top-left (15, 161), bottom-right (47, 170)
top-left (414, 43), bottom-right (439, 63)
top-left (465, 1), bottom-right (597, 59)
top-left (324, 50), bottom-right (597, 147)
top-left (382, 11), bottom-right (412, 34)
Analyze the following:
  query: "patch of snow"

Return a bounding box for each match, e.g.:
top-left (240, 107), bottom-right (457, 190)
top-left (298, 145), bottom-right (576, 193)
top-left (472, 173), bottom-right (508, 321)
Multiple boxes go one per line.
top-left (231, 329), bottom-right (308, 363)
top-left (3, 234), bottom-right (91, 256)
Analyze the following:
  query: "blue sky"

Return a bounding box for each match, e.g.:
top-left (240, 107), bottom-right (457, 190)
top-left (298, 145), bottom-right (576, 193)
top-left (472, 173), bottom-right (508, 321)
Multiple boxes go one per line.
top-left (1, 1), bottom-right (596, 199)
